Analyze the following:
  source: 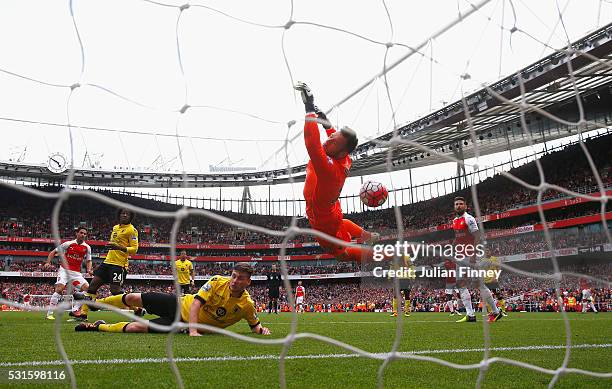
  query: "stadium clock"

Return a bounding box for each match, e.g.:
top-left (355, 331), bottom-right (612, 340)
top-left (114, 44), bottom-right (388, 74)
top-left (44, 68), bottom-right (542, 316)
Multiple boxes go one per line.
top-left (47, 152), bottom-right (68, 174)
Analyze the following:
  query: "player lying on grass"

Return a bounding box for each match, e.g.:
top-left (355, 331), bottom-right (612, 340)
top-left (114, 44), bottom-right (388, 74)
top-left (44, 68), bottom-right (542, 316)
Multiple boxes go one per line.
top-left (74, 263), bottom-right (271, 336)
top-left (295, 82), bottom-right (379, 262)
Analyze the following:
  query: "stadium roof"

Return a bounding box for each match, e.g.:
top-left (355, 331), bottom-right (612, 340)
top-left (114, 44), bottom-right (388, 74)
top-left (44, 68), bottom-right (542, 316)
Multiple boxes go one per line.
top-left (1, 23), bottom-right (611, 188)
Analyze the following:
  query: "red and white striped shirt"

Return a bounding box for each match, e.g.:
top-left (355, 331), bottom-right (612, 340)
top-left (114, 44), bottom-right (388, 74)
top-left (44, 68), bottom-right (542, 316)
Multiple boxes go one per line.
top-left (58, 240), bottom-right (92, 272)
top-left (452, 212), bottom-right (478, 246)
top-left (296, 286), bottom-right (305, 298)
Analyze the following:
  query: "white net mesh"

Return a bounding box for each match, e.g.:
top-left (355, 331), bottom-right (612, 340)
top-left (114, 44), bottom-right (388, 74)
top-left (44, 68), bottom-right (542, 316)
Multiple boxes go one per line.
top-left (0, 1), bottom-right (611, 388)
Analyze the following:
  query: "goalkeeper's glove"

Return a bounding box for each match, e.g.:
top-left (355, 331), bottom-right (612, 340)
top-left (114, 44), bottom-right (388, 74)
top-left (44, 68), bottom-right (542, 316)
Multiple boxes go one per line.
top-left (294, 81), bottom-right (315, 113)
top-left (314, 106), bottom-right (332, 130)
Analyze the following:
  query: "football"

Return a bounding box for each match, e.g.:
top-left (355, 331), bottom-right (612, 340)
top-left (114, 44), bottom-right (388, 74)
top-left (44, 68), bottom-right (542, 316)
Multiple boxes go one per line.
top-left (359, 181), bottom-right (388, 207)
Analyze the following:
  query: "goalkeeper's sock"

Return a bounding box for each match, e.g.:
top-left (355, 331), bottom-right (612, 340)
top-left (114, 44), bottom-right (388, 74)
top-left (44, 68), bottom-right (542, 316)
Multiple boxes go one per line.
top-left (459, 288), bottom-right (474, 316)
top-left (80, 292), bottom-right (97, 315)
top-left (97, 294), bottom-right (128, 309)
top-left (479, 286), bottom-right (499, 315)
top-left (98, 322), bottom-right (130, 333)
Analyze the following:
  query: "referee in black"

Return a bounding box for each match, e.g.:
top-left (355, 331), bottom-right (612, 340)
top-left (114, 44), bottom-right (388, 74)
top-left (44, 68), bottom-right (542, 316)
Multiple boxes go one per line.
top-left (266, 265), bottom-right (281, 314)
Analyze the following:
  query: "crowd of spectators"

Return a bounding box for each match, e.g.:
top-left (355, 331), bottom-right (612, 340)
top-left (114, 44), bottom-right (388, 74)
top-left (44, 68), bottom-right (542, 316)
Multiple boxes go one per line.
top-left (2, 263), bottom-right (609, 313)
top-left (1, 226), bottom-right (609, 275)
top-left (0, 135), bottom-right (610, 248)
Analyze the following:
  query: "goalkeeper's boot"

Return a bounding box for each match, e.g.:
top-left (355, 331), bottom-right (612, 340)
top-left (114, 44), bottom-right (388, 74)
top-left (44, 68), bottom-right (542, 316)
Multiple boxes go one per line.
top-left (456, 315), bottom-right (476, 323)
top-left (390, 312), bottom-right (397, 317)
top-left (75, 320), bottom-right (105, 332)
top-left (133, 307), bottom-right (147, 317)
top-left (404, 311), bottom-right (410, 317)
top-left (46, 314), bottom-right (55, 320)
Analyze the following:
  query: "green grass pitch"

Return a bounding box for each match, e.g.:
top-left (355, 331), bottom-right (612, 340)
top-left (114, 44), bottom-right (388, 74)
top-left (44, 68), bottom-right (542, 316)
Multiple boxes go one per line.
top-left (0, 311), bottom-right (610, 388)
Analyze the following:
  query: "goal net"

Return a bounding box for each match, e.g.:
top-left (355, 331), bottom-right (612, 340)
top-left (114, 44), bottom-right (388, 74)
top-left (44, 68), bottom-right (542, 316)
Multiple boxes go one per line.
top-left (0, 1), bottom-right (611, 388)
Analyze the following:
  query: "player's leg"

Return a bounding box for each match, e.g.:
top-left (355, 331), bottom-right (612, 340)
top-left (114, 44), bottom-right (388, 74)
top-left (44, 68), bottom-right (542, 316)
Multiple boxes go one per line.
top-left (456, 284), bottom-right (476, 322)
top-left (73, 280), bottom-right (89, 311)
top-left (499, 297), bottom-right (508, 316)
top-left (402, 290), bottom-right (411, 317)
top-left (391, 296), bottom-right (398, 316)
top-left (68, 277), bottom-right (90, 321)
top-left (81, 263), bottom-right (111, 316)
top-left (445, 293), bottom-right (456, 315)
top-left (47, 281), bottom-right (66, 319)
top-left (180, 284), bottom-right (190, 296)
top-left (97, 291), bottom-right (143, 309)
top-left (92, 293), bottom-right (177, 333)
top-left (479, 284), bottom-right (502, 322)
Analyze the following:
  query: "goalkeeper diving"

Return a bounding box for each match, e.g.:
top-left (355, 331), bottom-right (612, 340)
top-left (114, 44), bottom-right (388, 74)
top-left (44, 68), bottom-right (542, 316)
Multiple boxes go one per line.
top-left (75, 263), bottom-right (271, 336)
top-left (295, 82), bottom-right (379, 262)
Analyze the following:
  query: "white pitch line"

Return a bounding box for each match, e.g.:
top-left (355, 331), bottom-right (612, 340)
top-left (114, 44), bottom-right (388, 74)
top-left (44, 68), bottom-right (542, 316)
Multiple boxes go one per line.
top-left (271, 318), bottom-right (608, 324)
top-left (1, 344), bottom-right (610, 367)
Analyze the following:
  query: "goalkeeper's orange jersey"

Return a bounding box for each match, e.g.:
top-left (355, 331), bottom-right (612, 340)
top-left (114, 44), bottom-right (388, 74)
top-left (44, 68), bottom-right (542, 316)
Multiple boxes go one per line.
top-left (303, 113), bottom-right (351, 229)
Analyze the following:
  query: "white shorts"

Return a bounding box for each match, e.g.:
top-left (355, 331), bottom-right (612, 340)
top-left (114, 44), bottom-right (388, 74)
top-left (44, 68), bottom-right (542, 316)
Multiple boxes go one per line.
top-left (56, 267), bottom-right (87, 290)
top-left (296, 296), bottom-right (304, 304)
top-left (445, 288), bottom-right (458, 295)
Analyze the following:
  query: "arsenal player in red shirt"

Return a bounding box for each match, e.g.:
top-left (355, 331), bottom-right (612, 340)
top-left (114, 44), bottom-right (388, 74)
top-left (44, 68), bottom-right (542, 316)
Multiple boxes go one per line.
top-left (452, 197), bottom-right (502, 323)
top-left (294, 82), bottom-right (378, 263)
top-left (43, 227), bottom-right (92, 320)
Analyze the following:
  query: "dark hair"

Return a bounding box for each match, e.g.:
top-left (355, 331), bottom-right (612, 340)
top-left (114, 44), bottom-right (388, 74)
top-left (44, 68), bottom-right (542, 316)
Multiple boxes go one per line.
top-left (117, 208), bottom-right (135, 224)
top-left (76, 227), bottom-right (87, 234)
top-left (454, 196), bottom-right (466, 203)
top-left (340, 127), bottom-right (358, 153)
top-left (233, 262), bottom-right (254, 277)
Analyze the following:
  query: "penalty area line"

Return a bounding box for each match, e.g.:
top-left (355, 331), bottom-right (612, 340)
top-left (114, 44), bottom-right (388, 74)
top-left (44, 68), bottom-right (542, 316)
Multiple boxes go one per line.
top-left (1, 344), bottom-right (610, 367)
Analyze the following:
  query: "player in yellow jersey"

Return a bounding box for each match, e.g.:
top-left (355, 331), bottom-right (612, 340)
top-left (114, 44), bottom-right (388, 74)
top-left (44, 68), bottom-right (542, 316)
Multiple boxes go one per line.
top-left (390, 255), bottom-right (414, 317)
top-left (75, 263), bottom-right (271, 336)
top-left (176, 250), bottom-right (194, 295)
top-left (79, 208), bottom-right (139, 319)
top-left (480, 248), bottom-right (506, 320)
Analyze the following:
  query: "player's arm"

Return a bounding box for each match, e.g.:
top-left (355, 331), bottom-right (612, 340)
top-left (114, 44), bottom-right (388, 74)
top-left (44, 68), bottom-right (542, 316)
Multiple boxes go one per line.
top-left (189, 261), bottom-right (194, 286)
top-left (45, 242), bottom-right (69, 268)
top-left (314, 106), bottom-right (335, 137)
top-left (44, 248), bottom-right (57, 268)
top-left (251, 323), bottom-right (271, 335)
top-left (188, 277), bottom-right (218, 336)
top-left (295, 82), bottom-right (335, 177)
top-left (126, 229), bottom-right (139, 255)
top-left (188, 295), bottom-right (203, 336)
top-left (466, 215), bottom-right (481, 244)
top-left (85, 245), bottom-right (93, 276)
top-left (107, 228), bottom-right (139, 254)
top-left (304, 113), bottom-right (335, 177)
top-left (245, 302), bottom-right (270, 335)
top-left (44, 249), bottom-right (57, 267)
